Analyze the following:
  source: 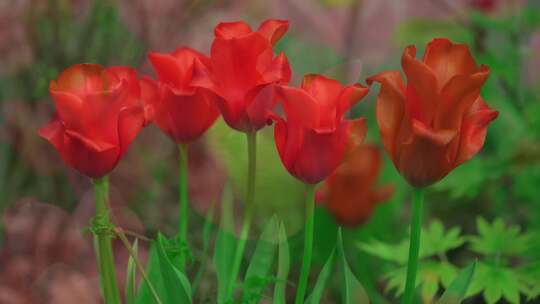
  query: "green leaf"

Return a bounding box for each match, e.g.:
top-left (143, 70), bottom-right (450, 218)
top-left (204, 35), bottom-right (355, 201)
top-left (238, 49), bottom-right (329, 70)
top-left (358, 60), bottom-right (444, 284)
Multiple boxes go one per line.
top-left (214, 184), bottom-right (236, 304)
top-left (135, 244), bottom-right (165, 304)
top-left (125, 239), bottom-right (138, 304)
top-left (305, 247), bottom-right (337, 304)
top-left (192, 201), bottom-right (215, 295)
top-left (469, 217), bottom-right (530, 257)
top-left (467, 262), bottom-right (522, 304)
top-left (273, 221), bottom-right (290, 304)
top-left (423, 221), bottom-right (465, 257)
top-left (156, 233), bottom-right (192, 304)
top-left (242, 216), bottom-right (280, 303)
top-left (337, 229), bottom-right (369, 304)
top-left (436, 261), bottom-right (476, 304)
top-left (383, 261), bottom-right (458, 302)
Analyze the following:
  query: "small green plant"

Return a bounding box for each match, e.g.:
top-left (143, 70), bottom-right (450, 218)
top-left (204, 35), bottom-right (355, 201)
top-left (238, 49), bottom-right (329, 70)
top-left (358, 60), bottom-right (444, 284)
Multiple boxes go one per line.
top-left (359, 218), bottom-right (540, 303)
top-left (359, 220), bottom-right (465, 303)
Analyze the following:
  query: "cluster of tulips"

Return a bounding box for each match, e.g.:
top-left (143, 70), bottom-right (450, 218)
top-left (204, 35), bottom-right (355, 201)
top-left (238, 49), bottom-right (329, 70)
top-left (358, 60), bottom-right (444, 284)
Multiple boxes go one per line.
top-left (39, 18), bottom-right (498, 304)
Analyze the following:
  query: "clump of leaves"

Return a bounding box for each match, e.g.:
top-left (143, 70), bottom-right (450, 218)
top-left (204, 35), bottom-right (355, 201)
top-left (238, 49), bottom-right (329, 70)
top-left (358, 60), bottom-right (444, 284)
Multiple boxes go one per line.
top-left (466, 217), bottom-right (540, 304)
top-left (360, 217), bottom-right (540, 304)
top-left (358, 220), bottom-right (465, 303)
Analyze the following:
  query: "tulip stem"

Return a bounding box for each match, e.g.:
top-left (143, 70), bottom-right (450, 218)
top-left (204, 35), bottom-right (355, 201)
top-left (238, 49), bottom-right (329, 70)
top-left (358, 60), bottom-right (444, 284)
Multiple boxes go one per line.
top-left (178, 143), bottom-right (189, 271)
top-left (403, 187), bottom-right (425, 304)
top-left (226, 130), bottom-right (257, 300)
top-left (295, 183), bottom-right (316, 304)
top-left (92, 177), bottom-right (121, 304)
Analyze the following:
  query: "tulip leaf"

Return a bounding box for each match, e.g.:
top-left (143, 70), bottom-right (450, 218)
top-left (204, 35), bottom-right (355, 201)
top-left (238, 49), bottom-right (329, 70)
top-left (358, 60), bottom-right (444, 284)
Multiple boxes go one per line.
top-left (192, 201), bottom-right (215, 295)
top-left (436, 261), bottom-right (476, 304)
top-left (242, 215), bottom-right (280, 303)
top-left (305, 247), bottom-right (337, 304)
top-left (125, 239), bottom-right (138, 304)
top-left (135, 244), bottom-right (165, 304)
top-left (156, 233), bottom-right (192, 304)
top-left (214, 184), bottom-right (237, 304)
top-left (273, 221), bottom-right (290, 304)
top-left (337, 228), bottom-right (370, 304)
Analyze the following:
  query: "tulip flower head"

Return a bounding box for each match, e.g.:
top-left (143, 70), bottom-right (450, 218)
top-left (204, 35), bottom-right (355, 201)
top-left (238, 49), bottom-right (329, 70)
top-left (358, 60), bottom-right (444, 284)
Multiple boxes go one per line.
top-left (367, 38), bottom-right (498, 188)
top-left (39, 64), bottom-right (146, 178)
top-left (145, 47), bottom-right (220, 143)
top-left (192, 19), bottom-right (291, 132)
top-left (317, 145), bottom-right (393, 227)
top-left (274, 74), bottom-right (369, 184)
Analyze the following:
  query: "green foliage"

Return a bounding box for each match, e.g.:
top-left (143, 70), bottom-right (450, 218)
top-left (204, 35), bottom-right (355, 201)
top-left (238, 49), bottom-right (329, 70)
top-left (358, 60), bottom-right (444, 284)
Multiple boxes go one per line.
top-left (394, 19), bottom-right (473, 48)
top-left (466, 218), bottom-right (539, 303)
top-left (213, 185), bottom-right (237, 304)
top-left (273, 221), bottom-right (290, 304)
top-left (155, 233), bottom-right (192, 304)
top-left (242, 216), bottom-right (280, 304)
top-left (305, 247), bottom-right (337, 304)
top-left (361, 218), bottom-right (540, 303)
top-left (207, 120), bottom-right (305, 234)
top-left (336, 229), bottom-right (369, 304)
top-left (135, 244), bottom-right (164, 304)
top-left (359, 220), bottom-right (465, 302)
top-left (469, 217), bottom-right (530, 257)
top-left (436, 261), bottom-right (476, 304)
top-left (125, 239), bottom-right (138, 304)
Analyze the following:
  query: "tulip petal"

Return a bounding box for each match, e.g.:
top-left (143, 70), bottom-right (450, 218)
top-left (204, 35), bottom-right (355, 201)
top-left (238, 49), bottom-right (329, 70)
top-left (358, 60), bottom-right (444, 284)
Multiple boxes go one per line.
top-left (397, 122), bottom-right (455, 187)
top-left (402, 45), bottom-right (438, 124)
top-left (156, 86), bottom-right (220, 143)
top-left (148, 52), bottom-right (194, 90)
top-left (411, 119), bottom-right (456, 146)
top-left (38, 119), bottom-right (65, 150)
top-left (211, 32), bottom-right (272, 95)
top-left (277, 85), bottom-right (320, 130)
top-left (55, 64), bottom-right (119, 96)
top-left (214, 21), bottom-right (253, 39)
top-left (246, 85), bottom-right (277, 130)
top-left (117, 105), bottom-right (145, 154)
top-left (274, 118), bottom-right (304, 176)
top-left (301, 74), bottom-right (346, 131)
top-left (436, 65), bottom-right (490, 130)
top-left (367, 71), bottom-right (406, 158)
top-left (292, 120), bottom-right (352, 184)
top-left (257, 19), bottom-right (289, 46)
top-left (61, 132), bottom-right (120, 178)
top-left (140, 76), bottom-right (159, 124)
top-left (455, 97), bottom-right (498, 165)
top-left (64, 129), bottom-right (117, 152)
top-left (337, 83), bottom-right (369, 118)
top-left (48, 90), bottom-right (85, 132)
top-left (260, 52), bottom-right (291, 85)
top-left (347, 117), bottom-right (368, 150)
top-left (423, 38), bottom-right (477, 85)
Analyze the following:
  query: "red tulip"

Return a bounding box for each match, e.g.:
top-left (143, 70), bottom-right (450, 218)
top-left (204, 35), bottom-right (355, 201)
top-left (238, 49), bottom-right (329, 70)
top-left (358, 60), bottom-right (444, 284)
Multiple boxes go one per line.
top-left (367, 38), bottom-right (498, 188)
top-left (146, 47), bottom-right (220, 143)
top-left (38, 64), bottom-right (146, 178)
top-left (274, 74), bottom-right (369, 184)
top-left (317, 145), bottom-right (393, 227)
top-left (192, 19), bottom-right (291, 132)
top-left (469, 0), bottom-right (497, 12)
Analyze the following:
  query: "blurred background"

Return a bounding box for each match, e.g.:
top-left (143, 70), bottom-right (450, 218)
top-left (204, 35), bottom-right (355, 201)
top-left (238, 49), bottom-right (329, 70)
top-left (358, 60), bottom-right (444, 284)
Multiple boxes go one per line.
top-left (1, 0), bottom-right (539, 303)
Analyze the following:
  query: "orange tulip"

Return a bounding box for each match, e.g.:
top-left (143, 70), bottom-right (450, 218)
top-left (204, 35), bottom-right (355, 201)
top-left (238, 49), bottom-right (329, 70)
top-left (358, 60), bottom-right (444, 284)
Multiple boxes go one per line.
top-left (367, 38), bottom-right (498, 187)
top-left (317, 145), bottom-right (393, 227)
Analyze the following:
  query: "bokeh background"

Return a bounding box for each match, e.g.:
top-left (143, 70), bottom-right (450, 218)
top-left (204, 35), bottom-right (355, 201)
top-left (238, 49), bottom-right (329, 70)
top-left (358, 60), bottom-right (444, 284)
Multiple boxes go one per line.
top-left (1, 0), bottom-right (539, 303)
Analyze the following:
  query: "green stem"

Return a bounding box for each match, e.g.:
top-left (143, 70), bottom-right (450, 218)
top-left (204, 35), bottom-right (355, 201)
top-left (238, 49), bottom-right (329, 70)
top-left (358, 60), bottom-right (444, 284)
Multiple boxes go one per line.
top-left (93, 177), bottom-right (121, 304)
top-left (402, 188), bottom-right (425, 304)
top-left (294, 183), bottom-right (316, 304)
top-left (226, 130), bottom-right (257, 300)
top-left (178, 143), bottom-right (189, 270)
